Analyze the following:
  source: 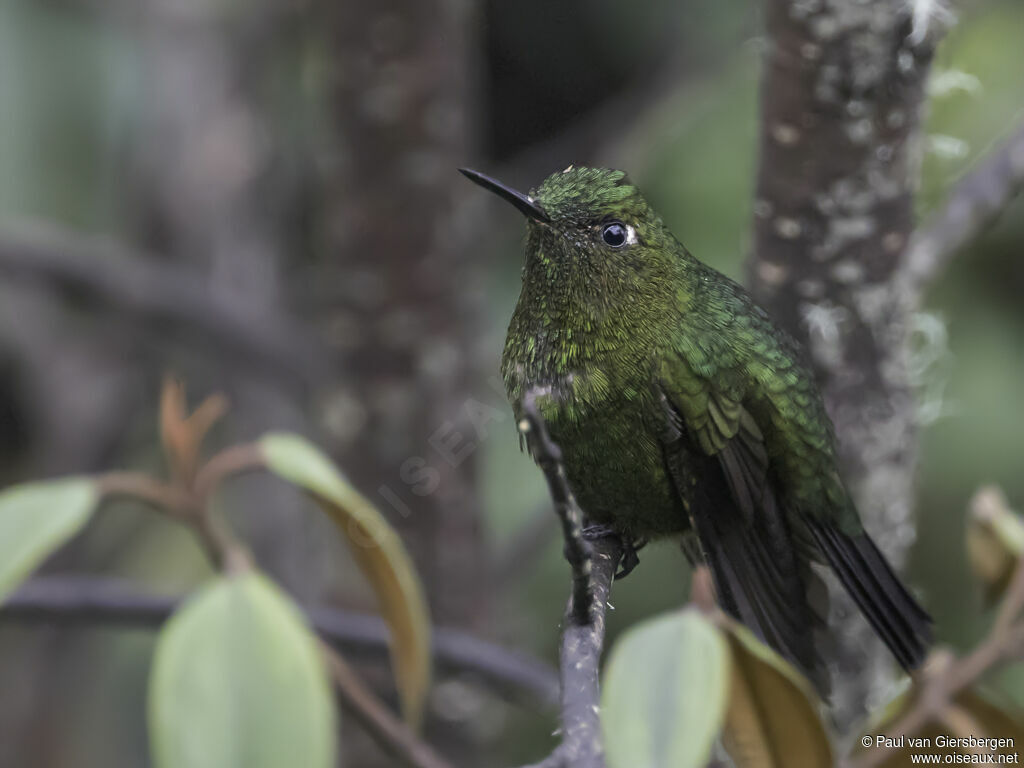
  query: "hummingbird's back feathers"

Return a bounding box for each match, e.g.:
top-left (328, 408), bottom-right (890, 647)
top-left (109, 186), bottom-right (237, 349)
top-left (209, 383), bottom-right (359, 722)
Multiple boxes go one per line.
top-left (657, 259), bottom-right (933, 675)
top-left (660, 390), bottom-right (829, 688)
top-left (461, 164), bottom-right (934, 681)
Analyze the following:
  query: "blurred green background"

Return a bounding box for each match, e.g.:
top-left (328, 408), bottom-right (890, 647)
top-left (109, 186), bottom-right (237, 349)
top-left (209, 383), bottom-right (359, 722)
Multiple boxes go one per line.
top-left (0, 0), bottom-right (1022, 765)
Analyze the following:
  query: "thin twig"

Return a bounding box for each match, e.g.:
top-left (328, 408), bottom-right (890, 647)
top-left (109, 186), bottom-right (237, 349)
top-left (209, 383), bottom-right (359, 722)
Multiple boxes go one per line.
top-left (97, 471), bottom-right (194, 514)
top-left (518, 537), bottom-right (622, 768)
top-left (189, 510), bottom-right (252, 574)
top-left (903, 118), bottom-right (1024, 297)
top-left (542, 537), bottom-right (622, 768)
top-left (519, 391), bottom-right (594, 625)
top-left (844, 546), bottom-right (1024, 768)
top-left (515, 391), bottom-right (622, 768)
top-left (193, 442), bottom-right (267, 500)
top-left (0, 575), bottom-right (559, 707)
top-left (320, 642), bottom-right (456, 768)
top-left (98, 469), bottom-right (251, 572)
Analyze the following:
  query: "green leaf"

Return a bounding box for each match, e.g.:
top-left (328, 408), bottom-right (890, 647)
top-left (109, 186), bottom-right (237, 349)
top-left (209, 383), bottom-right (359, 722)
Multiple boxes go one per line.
top-left (149, 571), bottom-right (336, 768)
top-left (259, 432), bottom-right (431, 729)
top-left (0, 477), bottom-right (98, 602)
top-left (718, 618), bottom-right (832, 768)
top-left (602, 609), bottom-right (730, 768)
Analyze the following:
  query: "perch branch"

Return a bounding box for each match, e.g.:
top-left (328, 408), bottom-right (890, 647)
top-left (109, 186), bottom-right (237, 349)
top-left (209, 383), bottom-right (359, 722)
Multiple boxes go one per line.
top-left (520, 537), bottom-right (621, 768)
top-left (516, 392), bottom-right (623, 768)
top-left (519, 391), bottom-right (595, 625)
top-left (902, 118), bottom-right (1024, 296)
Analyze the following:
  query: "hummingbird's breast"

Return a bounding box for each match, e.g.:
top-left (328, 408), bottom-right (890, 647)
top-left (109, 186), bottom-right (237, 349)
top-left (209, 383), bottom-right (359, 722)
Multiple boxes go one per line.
top-left (502, 314), bottom-right (689, 539)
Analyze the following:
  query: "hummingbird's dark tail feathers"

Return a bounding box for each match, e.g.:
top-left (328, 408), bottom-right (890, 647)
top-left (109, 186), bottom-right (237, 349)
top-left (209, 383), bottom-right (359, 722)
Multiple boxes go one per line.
top-left (805, 518), bottom-right (932, 670)
top-left (708, 521), bottom-right (834, 695)
top-left (689, 491), bottom-right (833, 695)
top-left (662, 403), bottom-right (832, 693)
top-left (671, 448), bottom-right (831, 692)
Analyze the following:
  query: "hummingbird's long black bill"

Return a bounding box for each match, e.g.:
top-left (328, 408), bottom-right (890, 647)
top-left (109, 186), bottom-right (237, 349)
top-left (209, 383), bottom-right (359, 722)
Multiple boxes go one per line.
top-left (458, 168), bottom-right (550, 223)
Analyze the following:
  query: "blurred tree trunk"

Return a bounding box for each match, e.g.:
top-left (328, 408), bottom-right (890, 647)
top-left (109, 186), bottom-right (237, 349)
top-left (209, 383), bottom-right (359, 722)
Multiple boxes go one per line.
top-left (317, 0), bottom-right (487, 761)
top-left (318, 0), bottom-right (486, 627)
top-left (748, 0), bottom-right (942, 726)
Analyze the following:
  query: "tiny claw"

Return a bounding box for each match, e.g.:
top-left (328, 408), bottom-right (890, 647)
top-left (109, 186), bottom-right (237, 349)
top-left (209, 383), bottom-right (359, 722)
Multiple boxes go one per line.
top-left (616, 552), bottom-right (638, 580)
top-left (581, 525), bottom-right (645, 580)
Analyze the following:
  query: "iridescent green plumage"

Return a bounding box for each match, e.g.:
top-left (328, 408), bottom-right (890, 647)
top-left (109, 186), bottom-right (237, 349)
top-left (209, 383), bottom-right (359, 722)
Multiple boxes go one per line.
top-left (462, 166), bottom-right (931, 681)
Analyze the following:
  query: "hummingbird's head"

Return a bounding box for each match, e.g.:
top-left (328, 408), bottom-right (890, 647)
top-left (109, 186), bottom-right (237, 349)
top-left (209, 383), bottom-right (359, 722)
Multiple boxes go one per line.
top-left (461, 165), bottom-right (684, 365)
top-left (459, 166), bottom-right (673, 275)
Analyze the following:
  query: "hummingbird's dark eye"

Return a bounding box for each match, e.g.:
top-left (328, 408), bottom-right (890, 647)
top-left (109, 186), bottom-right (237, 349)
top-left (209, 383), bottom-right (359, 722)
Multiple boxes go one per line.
top-left (601, 222), bottom-right (628, 247)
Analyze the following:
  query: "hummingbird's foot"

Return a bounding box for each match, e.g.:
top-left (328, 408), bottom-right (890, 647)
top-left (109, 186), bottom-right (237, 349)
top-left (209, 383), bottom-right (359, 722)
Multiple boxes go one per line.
top-left (581, 525), bottom-right (646, 580)
top-left (616, 537), bottom-right (648, 579)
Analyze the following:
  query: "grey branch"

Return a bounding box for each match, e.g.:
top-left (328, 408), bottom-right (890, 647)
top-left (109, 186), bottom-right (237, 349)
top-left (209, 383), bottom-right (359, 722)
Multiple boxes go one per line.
top-left (526, 537), bottom-right (621, 768)
top-left (902, 119), bottom-right (1024, 296)
top-left (516, 392), bottom-right (623, 768)
top-left (0, 575), bottom-right (558, 708)
top-left (0, 222), bottom-right (325, 388)
top-left (520, 391), bottom-right (595, 626)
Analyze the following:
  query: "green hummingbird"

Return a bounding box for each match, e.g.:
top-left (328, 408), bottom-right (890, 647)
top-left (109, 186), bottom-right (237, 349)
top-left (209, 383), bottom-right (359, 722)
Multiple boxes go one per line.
top-left (460, 165), bottom-right (931, 679)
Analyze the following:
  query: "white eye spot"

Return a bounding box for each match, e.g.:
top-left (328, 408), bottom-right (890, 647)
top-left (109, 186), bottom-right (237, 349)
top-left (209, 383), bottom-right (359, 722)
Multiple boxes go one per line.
top-left (624, 224), bottom-right (638, 246)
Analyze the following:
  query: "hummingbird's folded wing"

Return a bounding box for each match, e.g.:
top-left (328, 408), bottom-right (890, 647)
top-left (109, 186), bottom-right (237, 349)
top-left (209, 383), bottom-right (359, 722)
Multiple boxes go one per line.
top-left (656, 378), bottom-right (829, 690)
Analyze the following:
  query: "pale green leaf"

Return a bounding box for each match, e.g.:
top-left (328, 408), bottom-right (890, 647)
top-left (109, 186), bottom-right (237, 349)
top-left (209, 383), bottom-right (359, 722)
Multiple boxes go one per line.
top-left (149, 571), bottom-right (336, 768)
top-left (0, 477), bottom-right (98, 602)
top-left (602, 609), bottom-right (730, 768)
top-left (260, 432), bottom-right (431, 728)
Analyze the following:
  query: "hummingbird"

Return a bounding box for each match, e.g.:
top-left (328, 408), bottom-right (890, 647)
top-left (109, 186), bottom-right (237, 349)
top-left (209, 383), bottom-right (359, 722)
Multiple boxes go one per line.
top-left (460, 165), bottom-right (931, 680)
